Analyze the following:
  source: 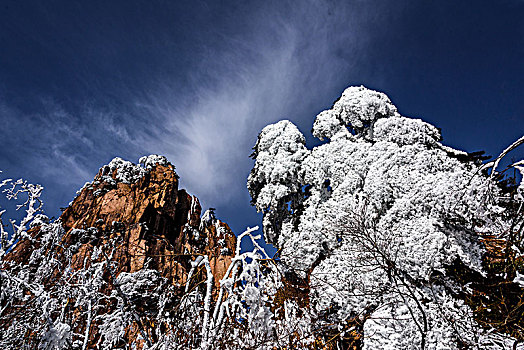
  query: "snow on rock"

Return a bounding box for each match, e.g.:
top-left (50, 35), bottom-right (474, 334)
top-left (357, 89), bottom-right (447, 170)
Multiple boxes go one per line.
top-left (99, 157), bottom-right (147, 184)
top-left (139, 154), bottom-right (169, 169)
top-left (200, 208), bottom-right (217, 231)
top-left (29, 214), bottom-right (50, 229)
top-left (97, 155), bottom-right (172, 186)
top-left (72, 155), bottom-right (174, 196)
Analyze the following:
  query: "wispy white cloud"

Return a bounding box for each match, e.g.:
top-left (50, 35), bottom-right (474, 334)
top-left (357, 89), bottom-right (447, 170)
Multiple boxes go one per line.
top-left (1, 0), bottom-right (385, 219)
top-left (0, 97), bottom-right (142, 187)
top-left (136, 1), bottom-right (372, 208)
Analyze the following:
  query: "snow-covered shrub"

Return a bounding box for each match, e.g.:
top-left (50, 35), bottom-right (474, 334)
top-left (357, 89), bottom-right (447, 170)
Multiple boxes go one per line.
top-left (100, 157), bottom-right (147, 184)
top-left (80, 154), bottom-right (174, 192)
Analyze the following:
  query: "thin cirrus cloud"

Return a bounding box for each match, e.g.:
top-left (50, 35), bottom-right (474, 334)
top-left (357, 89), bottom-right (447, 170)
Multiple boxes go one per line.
top-left (0, 0), bottom-right (386, 228)
top-left (135, 1), bottom-right (369, 209)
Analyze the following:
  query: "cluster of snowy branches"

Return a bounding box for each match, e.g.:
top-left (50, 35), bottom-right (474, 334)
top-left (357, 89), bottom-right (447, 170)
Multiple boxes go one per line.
top-left (248, 86), bottom-right (524, 349)
top-left (0, 175), bottom-right (43, 259)
top-left (0, 174), bottom-right (308, 349)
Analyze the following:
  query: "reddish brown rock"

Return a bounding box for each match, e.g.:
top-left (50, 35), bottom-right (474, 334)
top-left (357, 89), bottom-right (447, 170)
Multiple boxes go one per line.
top-left (1, 157), bottom-right (237, 349)
top-left (57, 161), bottom-right (236, 286)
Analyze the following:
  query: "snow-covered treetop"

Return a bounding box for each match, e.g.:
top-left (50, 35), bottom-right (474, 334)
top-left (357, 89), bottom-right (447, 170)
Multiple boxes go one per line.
top-left (248, 85), bottom-right (503, 331)
top-left (312, 85), bottom-right (399, 140)
top-left (373, 116), bottom-right (441, 146)
top-left (248, 120), bottom-right (308, 211)
top-left (247, 121), bottom-right (310, 242)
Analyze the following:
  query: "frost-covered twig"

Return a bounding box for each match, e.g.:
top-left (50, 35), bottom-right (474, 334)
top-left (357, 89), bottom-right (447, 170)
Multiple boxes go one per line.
top-left (101, 248), bottom-right (152, 348)
top-left (488, 135), bottom-right (524, 181)
top-left (200, 256), bottom-right (213, 345)
top-left (0, 176), bottom-right (43, 259)
top-left (190, 226), bottom-right (284, 349)
top-left (81, 299), bottom-right (92, 350)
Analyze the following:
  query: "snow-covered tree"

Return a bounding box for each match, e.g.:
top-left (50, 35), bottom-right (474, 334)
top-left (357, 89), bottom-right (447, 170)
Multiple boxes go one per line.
top-left (248, 85), bottom-right (524, 349)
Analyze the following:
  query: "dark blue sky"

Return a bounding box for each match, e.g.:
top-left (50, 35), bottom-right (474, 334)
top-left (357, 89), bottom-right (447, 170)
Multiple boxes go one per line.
top-left (0, 0), bottom-right (523, 244)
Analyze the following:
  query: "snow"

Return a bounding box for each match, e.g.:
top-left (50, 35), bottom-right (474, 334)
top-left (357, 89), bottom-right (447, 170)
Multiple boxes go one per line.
top-left (0, 177), bottom-right (44, 259)
top-left (100, 157), bottom-right (147, 184)
top-left (115, 269), bottom-right (162, 299)
top-left (199, 208), bottom-right (216, 231)
top-left (512, 160), bottom-right (524, 200)
top-left (139, 154), bottom-right (169, 169)
top-left (39, 321), bottom-right (71, 350)
top-left (96, 155), bottom-right (172, 186)
top-left (489, 135), bottom-right (524, 181)
top-left (373, 116), bottom-right (441, 146)
top-left (68, 155), bottom-right (175, 204)
top-left (247, 120), bottom-right (309, 242)
top-left (363, 285), bottom-right (520, 350)
top-left (513, 271), bottom-right (524, 288)
top-left (248, 85), bottom-right (518, 348)
top-left (311, 85), bottom-right (399, 140)
top-left (29, 213), bottom-right (50, 228)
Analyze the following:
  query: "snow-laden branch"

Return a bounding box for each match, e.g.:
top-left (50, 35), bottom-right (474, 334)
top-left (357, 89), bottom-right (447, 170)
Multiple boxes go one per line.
top-left (200, 256), bottom-right (213, 344)
top-left (190, 226), bottom-right (283, 349)
top-left (0, 176), bottom-right (43, 259)
top-left (487, 135), bottom-right (524, 180)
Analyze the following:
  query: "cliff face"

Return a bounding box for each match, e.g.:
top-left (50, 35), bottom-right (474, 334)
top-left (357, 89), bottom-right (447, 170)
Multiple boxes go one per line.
top-left (58, 158), bottom-right (236, 288)
top-left (1, 156), bottom-right (236, 348)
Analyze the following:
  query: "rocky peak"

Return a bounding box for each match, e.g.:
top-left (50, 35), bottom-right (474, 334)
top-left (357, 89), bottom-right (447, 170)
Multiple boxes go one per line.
top-left (56, 156), bottom-right (236, 286)
top-left (1, 155), bottom-right (237, 348)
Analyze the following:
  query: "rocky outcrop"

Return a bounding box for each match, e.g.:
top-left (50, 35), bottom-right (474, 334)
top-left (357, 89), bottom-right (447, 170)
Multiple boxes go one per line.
top-left (1, 155), bottom-right (237, 348)
top-left (58, 156), bottom-right (236, 288)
